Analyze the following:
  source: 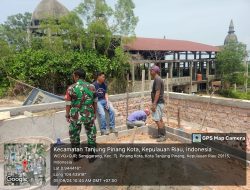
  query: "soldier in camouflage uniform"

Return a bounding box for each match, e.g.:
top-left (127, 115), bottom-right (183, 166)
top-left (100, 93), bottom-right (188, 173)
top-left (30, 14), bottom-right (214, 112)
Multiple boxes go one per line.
top-left (65, 69), bottom-right (98, 150)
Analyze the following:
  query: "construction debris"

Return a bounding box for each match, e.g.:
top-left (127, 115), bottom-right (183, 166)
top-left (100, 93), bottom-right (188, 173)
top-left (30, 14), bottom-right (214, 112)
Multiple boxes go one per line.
top-left (0, 111), bottom-right (10, 120)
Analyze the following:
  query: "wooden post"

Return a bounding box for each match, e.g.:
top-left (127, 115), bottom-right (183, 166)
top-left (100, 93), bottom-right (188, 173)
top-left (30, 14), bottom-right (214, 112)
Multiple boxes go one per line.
top-left (177, 53), bottom-right (180, 78)
top-left (141, 70), bottom-right (145, 110)
top-left (173, 53), bottom-right (176, 79)
top-left (7, 76), bottom-right (36, 89)
top-left (189, 62), bottom-right (193, 94)
top-left (178, 62), bottom-right (181, 78)
top-left (169, 62), bottom-right (173, 78)
top-left (148, 63), bottom-right (151, 91)
top-left (166, 73), bottom-right (170, 126)
top-left (177, 107), bottom-right (181, 128)
top-left (131, 63), bottom-right (135, 92)
top-left (126, 73), bottom-right (129, 120)
top-left (206, 61), bottom-right (210, 94)
top-left (193, 52), bottom-right (197, 81)
top-left (159, 62), bottom-right (162, 77)
top-left (169, 62), bottom-right (173, 91)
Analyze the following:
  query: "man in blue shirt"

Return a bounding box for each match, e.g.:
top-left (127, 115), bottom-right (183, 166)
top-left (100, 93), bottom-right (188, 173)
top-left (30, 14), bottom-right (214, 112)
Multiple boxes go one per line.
top-left (127, 109), bottom-right (150, 129)
top-left (93, 72), bottom-right (117, 135)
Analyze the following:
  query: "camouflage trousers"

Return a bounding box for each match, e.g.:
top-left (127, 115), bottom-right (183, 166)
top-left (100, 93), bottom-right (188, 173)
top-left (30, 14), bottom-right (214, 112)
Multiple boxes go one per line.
top-left (69, 119), bottom-right (97, 148)
top-left (69, 106), bottom-right (97, 148)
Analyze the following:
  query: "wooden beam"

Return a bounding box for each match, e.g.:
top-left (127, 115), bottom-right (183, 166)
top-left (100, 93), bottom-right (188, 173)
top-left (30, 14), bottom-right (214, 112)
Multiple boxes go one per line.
top-left (141, 70), bottom-right (145, 109)
top-left (189, 62), bottom-right (193, 94)
top-left (131, 64), bottom-right (135, 88)
top-left (148, 63), bottom-right (151, 91)
top-left (169, 62), bottom-right (173, 78)
top-left (206, 61), bottom-right (210, 94)
top-left (166, 72), bottom-right (170, 126)
top-left (131, 58), bottom-right (215, 64)
top-left (126, 74), bottom-right (129, 120)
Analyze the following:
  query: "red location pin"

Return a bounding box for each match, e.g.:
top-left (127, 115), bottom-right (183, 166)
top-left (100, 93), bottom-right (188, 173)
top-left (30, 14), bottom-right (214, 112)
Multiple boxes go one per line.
top-left (22, 160), bottom-right (28, 168)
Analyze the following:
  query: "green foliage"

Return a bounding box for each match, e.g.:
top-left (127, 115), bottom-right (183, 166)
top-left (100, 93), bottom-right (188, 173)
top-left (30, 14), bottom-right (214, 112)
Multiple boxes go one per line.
top-left (218, 89), bottom-right (250, 100)
top-left (3, 49), bottom-right (116, 94)
top-left (0, 39), bottom-right (11, 57)
top-left (76, 0), bottom-right (138, 53)
top-left (87, 19), bottom-right (112, 53)
top-left (76, 0), bottom-right (112, 26)
top-left (111, 46), bottom-right (130, 77)
top-left (0, 39), bottom-right (12, 97)
top-left (0, 12), bottom-right (31, 49)
top-left (113, 0), bottom-right (138, 36)
top-left (0, 0), bottom-right (138, 95)
top-left (59, 12), bottom-right (85, 50)
top-left (216, 42), bottom-right (247, 87)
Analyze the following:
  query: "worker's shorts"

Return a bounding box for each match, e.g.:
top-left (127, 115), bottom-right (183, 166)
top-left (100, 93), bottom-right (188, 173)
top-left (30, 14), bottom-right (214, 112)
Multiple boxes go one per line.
top-left (152, 103), bottom-right (164, 122)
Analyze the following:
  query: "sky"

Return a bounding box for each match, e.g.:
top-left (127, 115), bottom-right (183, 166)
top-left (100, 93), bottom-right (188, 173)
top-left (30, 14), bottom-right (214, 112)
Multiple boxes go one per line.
top-left (0, 0), bottom-right (249, 49)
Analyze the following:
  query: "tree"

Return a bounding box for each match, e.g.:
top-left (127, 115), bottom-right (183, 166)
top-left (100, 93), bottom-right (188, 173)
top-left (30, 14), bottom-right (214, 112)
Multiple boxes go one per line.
top-left (0, 39), bottom-right (12, 97)
top-left (113, 0), bottom-right (138, 36)
top-left (0, 39), bottom-right (11, 60)
top-left (29, 13), bottom-right (85, 52)
top-left (216, 42), bottom-right (246, 88)
top-left (76, 0), bottom-right (138, 53)
top-left (76, 0), bottom-right (113, 52)
top-left (38, 17), bottom-right (65, 53)
top-left (59, 12), bottom-right (85, 51)
top-left (3, 48), bottom-right (114, 94)
top-left (87, 19), bottom-right (112, 53)
top-left (1, 0), bottom-right (139, 95)
top-left (76, 0), bottom-right (112, 26)
top-left (0, 12), bottom-right (32, 49)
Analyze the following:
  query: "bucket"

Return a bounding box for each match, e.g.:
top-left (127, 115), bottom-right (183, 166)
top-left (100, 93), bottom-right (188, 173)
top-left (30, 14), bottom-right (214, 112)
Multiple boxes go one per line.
top-left (197, 74), bottom-right (202, 81)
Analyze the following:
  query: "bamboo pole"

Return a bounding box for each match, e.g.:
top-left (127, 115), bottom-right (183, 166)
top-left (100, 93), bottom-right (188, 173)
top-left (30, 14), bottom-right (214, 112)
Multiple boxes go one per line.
top-left (166, 73), bottom-right (170, 126)
top-left (189, 62), bottom-right (193, 94)
top-left (126, 74), bottom-right (129, 120)
top-left (148, 63), bottom-right (151, 91)
top-left (131, 64), bottom-right (135, 91)
top-left (7, 76), bottom-right (36, 89)
top-left (141, 70), bottom-right (145, 110)
top-left (177, 107), bottom-right (181, 128)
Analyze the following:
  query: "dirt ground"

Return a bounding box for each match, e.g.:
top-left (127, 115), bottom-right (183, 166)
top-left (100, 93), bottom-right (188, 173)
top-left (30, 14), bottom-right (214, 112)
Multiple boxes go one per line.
top-left (0, 98), bottom-right (23, 109)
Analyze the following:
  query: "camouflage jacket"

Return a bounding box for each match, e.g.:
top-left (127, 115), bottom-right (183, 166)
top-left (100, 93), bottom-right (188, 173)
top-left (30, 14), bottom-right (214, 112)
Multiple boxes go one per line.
top-left (65, 79), bottom-right (97, 120)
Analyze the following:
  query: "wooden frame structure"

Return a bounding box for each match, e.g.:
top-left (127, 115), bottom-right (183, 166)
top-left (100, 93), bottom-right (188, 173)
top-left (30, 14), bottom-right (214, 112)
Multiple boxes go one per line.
top-left (125, 37), bottom-right (219, 93)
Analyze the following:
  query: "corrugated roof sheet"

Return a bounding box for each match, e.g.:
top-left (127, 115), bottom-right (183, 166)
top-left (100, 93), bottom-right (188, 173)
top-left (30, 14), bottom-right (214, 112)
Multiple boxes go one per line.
top-left (124, 37), bottom-right (219, 52)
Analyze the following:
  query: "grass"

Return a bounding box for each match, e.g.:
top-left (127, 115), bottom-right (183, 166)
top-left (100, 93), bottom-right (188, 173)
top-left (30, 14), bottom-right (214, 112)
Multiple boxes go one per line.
top-left (218, 89), bottom-right (250, 100)
top-left (0, 86), bottom-right (8, 98)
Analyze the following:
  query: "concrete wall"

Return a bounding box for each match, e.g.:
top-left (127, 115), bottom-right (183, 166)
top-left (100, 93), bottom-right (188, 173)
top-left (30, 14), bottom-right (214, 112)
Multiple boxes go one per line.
top-left (110, 92), bottom-right (250, 134)
top-left (103, 91), bottom-right (250, 134)
top-left (168, 93), bottom-right (250, 133)
top-left (0, 91), bottom-right (249, 144)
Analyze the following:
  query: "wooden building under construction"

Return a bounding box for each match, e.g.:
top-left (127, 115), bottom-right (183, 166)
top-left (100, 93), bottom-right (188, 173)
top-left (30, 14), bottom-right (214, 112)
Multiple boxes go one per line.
top-left (124, 37), bottom-right (219, 93)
